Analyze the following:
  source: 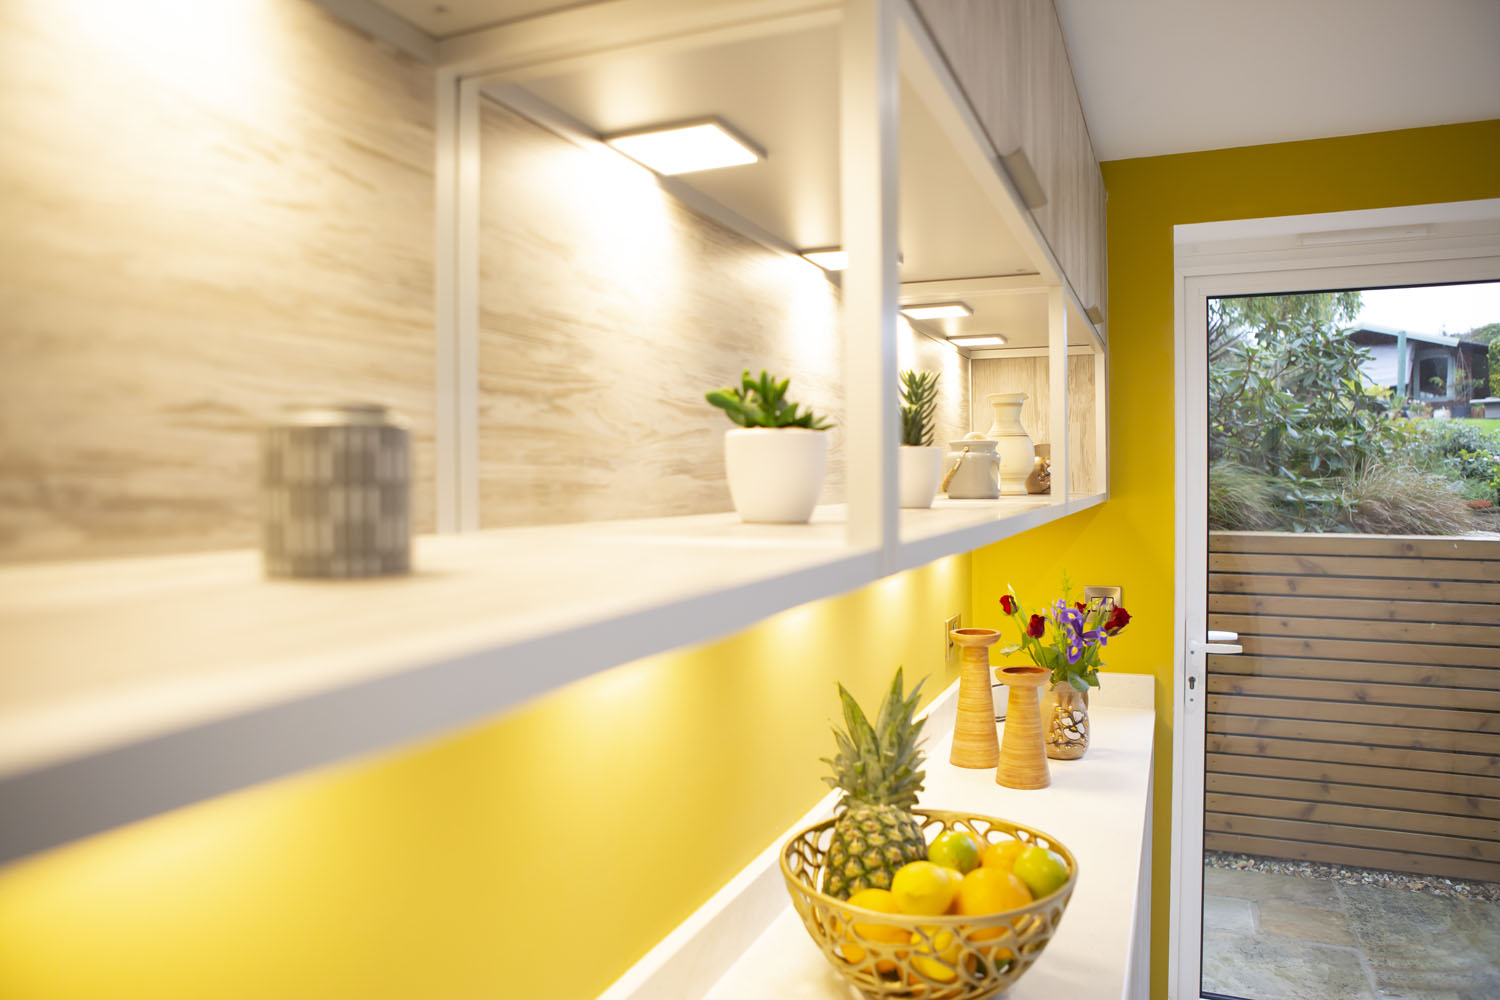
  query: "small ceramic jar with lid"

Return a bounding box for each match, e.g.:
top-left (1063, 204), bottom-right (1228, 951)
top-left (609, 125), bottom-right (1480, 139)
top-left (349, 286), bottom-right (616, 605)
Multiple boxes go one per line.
top-left (944, 439), bottom-right (1001, 499)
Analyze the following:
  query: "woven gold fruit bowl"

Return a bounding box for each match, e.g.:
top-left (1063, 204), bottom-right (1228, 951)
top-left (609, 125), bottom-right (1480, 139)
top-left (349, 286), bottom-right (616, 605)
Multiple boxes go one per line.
top-left (780, 809), bottom-right (1077, 1000)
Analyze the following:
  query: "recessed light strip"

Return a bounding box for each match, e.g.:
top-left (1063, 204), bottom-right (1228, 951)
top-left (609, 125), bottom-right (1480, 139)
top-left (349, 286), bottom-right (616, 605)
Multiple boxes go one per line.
top-left (900, 301), bottom-right (973, 320)
top-left (800, 248), bottom-right (849, 271)
top-left (949, 335), bottom-right (1007, 348)
top-left (603, 120), bottom-right (762, 176)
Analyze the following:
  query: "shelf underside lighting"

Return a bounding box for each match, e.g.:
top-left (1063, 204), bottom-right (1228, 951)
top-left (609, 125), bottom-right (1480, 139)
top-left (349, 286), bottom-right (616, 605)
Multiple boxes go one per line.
top-left (800, 248), bottom-right (848, 271)
top-left (901, 301), bottom-right (973, 320)
top-left (604, 120), bottom-right (762, 175)
top-left (949, 335), bottom-right (1006, 347)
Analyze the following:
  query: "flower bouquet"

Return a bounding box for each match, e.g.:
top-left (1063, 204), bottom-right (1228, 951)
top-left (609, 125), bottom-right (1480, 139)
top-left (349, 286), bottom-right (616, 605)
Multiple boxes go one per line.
top-left (997, 583), bottom-right (1131, 759)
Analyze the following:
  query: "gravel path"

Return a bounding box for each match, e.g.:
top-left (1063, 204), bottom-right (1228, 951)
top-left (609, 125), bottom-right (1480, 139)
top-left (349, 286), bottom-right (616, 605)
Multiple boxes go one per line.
top-left (1205, 850), bottom-right (1500, 903)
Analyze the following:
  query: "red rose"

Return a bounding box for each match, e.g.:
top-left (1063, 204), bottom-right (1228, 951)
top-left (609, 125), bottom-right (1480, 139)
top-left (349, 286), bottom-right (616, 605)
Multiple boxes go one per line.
top-left (1105, 606), bottom-right (1131, 633)
top-left (1027, 614), bottom-right (1046, 638)
top-left (1000, 594), bottom-right (1016, 615)
top-left (1074, 601), bottom-right (1087, 614)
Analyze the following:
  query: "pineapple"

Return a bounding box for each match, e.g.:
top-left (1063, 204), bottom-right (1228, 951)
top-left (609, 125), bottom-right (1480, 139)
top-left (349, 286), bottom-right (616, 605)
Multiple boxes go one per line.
top-left (820, 668), bottom-right (930, 899)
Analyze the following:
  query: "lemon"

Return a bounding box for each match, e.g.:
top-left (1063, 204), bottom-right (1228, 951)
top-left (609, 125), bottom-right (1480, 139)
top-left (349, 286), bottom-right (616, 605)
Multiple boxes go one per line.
top-left (908, 928), bottom-right (960, 983)
top-left (839, 887), bottom-right (907, 971)
top-left (1011, 845), bottom-right (1069, 899)
top-left (890, 861), bottom-right (959, 916)
top-left (980, 838), bottom-right (1027, 873)
top-left (928, 830), bottom-right (983, 874)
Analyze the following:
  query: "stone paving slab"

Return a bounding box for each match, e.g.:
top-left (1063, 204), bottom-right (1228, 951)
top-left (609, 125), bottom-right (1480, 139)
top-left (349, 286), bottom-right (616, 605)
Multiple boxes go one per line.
top-left (1200, 865), bottom-right (1500, 1000)
top-left (1202, 930), bottom-right (1374, 1000)
top-left (1257, 899), bottom-right (1358, 947)
top-left (1206, 865), bottom-right (1341, 907)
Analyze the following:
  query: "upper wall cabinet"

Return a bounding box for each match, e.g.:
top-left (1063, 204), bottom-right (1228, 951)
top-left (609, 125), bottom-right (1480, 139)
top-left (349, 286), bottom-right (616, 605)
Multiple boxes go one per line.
top-left (913, 0), bottom-right (1107, 332)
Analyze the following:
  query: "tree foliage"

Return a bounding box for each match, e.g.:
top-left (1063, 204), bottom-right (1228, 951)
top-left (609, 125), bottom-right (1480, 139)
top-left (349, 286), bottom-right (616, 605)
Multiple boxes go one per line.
top-left (1207, 290), bottom-right (1362, 363)
top-left (1207, 291), bottom-right (1413, 529)
top-left (1464, 321), bottom-right (1500, 396)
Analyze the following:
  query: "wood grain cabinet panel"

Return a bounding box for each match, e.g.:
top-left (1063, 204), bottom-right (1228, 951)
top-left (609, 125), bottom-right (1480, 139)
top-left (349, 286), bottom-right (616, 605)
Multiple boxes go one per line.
top-left (970, 354), bottom-right (1097, 494)
top-left (475, 97), bottom-right (968, 528)
top-left (913, 0), bottom-right (1106, 331)
top-left (0, 0), bottom-right (437, 562)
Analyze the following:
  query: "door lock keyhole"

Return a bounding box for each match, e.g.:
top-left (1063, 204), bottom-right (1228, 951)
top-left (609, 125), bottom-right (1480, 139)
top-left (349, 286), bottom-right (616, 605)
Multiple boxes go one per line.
top-left (1188, 676), bottom-right (1197, 690)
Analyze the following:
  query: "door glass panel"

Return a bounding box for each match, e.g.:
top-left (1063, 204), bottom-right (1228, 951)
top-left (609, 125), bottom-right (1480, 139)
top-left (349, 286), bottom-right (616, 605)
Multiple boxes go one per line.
top-left (1199, 283), bottom-right (1500, 1000)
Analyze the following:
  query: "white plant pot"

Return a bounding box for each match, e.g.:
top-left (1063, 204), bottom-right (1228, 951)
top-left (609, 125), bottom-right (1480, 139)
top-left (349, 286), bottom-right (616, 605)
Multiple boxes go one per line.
top-left (724, 428), bottom-right (828, 524)
top-left (898, 445), bottom-right (943, 508)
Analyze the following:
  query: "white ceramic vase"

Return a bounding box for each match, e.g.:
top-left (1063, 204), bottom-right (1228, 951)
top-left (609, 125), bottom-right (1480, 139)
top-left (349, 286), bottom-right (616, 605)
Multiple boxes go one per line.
top-left (985, 392), bottom-right (1036, 495)
top-left (723, 428), bottom-right (827, 523)
top-left (898, 445), bottom-right (943, 508)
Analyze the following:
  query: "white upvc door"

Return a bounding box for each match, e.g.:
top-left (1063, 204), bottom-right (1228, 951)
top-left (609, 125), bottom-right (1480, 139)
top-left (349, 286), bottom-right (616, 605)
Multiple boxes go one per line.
top-left (1168, 199), bottom-right (1500, 1000)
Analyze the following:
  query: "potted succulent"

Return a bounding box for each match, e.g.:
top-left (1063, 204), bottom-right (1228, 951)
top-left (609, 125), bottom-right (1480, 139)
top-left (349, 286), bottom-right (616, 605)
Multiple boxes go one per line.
top-left (707, 369), bottom-right (833, 523)
top-left (898, 369), bottom-right (943, 508)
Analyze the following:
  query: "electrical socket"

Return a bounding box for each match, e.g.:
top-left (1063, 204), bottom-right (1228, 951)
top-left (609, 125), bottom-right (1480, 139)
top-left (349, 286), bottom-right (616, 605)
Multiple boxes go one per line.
top-left (943, 614), bottom-right (962, 668)
top-left (1084, 585), bottom-right (1123, 610)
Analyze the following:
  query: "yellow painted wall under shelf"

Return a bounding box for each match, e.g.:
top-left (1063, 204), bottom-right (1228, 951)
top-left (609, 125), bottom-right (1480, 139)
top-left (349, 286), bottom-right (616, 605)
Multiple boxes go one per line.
top-left (972, 117), bottom-right (1500, 1000)
top-left (0, 554), bottom-right (971, 1000)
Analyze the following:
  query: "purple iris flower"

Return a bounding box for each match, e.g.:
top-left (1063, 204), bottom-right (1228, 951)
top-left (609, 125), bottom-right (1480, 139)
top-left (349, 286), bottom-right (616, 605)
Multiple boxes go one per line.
top-left (1053, 599), bottom-right (1106, 664)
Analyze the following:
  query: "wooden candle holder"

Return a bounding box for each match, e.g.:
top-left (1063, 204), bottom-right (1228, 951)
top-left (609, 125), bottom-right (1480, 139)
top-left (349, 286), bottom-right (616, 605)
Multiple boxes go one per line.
top-left (996, 664), bottom-right (1052, 789)
top-left (949, 628), bottom-right (1002, 768)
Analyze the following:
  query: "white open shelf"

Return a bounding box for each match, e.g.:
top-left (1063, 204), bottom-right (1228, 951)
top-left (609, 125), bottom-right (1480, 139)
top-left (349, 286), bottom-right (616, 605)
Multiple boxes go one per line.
top-left (0, 491), bottom-right (1109, 864)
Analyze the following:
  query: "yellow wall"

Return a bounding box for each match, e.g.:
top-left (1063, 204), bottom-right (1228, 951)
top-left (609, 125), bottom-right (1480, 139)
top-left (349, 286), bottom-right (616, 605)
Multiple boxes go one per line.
top-left (971, 117), bottom-right (1500, 1000)
top-left (0, 555), bottom-right (969, 999)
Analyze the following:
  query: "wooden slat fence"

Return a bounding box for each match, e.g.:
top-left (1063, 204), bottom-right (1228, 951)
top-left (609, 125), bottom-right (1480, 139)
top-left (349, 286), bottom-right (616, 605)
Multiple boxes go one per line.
top-left (1207, 531), bottom-right (1500, 883)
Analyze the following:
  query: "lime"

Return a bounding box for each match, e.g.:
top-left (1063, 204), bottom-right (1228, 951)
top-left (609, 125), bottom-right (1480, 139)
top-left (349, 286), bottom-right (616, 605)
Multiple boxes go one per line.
top-left (890, 860), bottom-right (959, 916)
top-left (1011, 845), bottom-right (1069, 899)
top-left (928, 830), bottom-right (983, 874)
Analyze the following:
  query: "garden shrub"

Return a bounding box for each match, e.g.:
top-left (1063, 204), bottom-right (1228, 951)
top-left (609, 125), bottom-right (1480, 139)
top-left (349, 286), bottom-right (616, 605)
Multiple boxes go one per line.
top-left (1207, 292), bottom-right (1493, 533)
top-left (1328, 463), bottom-right (1475, 535)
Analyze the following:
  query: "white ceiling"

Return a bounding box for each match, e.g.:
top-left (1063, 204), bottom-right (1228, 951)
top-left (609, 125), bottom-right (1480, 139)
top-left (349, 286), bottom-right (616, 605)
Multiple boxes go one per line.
top-left (1054, 0), bottom-right (1500, 161)
top-left (371, 0), bottom-right (1500, 159)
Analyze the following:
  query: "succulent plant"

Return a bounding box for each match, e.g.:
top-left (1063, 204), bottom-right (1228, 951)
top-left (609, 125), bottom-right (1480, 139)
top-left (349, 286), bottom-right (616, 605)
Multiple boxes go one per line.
top-left (899, 370), bottom-right (940, 447)
top-left (707, 370), bottom-right (833, 430)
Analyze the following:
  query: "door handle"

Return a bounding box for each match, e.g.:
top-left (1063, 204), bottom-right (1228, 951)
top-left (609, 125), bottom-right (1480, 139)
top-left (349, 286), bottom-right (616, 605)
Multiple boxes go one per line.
top-left (1185, 632), bottom-right (1243, 711)
top-left (1191, 631), bottom-right (1243, 656)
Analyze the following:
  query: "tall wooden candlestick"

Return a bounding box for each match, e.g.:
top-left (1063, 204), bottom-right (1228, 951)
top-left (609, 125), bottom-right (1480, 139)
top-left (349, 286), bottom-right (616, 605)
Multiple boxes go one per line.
top-left (949, 628), bottom-right (1002, 768)
top-left (996, 664), bottom-right (1052, 789)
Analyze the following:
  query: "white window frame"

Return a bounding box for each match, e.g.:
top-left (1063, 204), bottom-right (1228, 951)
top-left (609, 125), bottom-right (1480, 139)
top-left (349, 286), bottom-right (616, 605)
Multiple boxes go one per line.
top-left (1169, 198), bottom-right (1500, 1000)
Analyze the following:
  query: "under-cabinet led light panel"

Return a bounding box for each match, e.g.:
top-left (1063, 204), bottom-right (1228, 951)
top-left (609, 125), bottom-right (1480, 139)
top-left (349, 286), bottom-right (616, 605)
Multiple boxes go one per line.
top-left (900, 301), bottom-right (973, 320)
top-left (604, 121), bottom-right (762, 175)
top-left (799, 248), bottom-right (904, 271)
top-left (800, 249), bottom-right (849, 271)
top-left (949, 335), bottom-right (1007, 347)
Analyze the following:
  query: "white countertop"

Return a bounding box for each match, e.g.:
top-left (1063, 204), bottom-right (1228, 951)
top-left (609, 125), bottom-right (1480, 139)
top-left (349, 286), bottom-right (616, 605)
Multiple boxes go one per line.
top-left (700, 674), bottom-right (1156, 1000)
